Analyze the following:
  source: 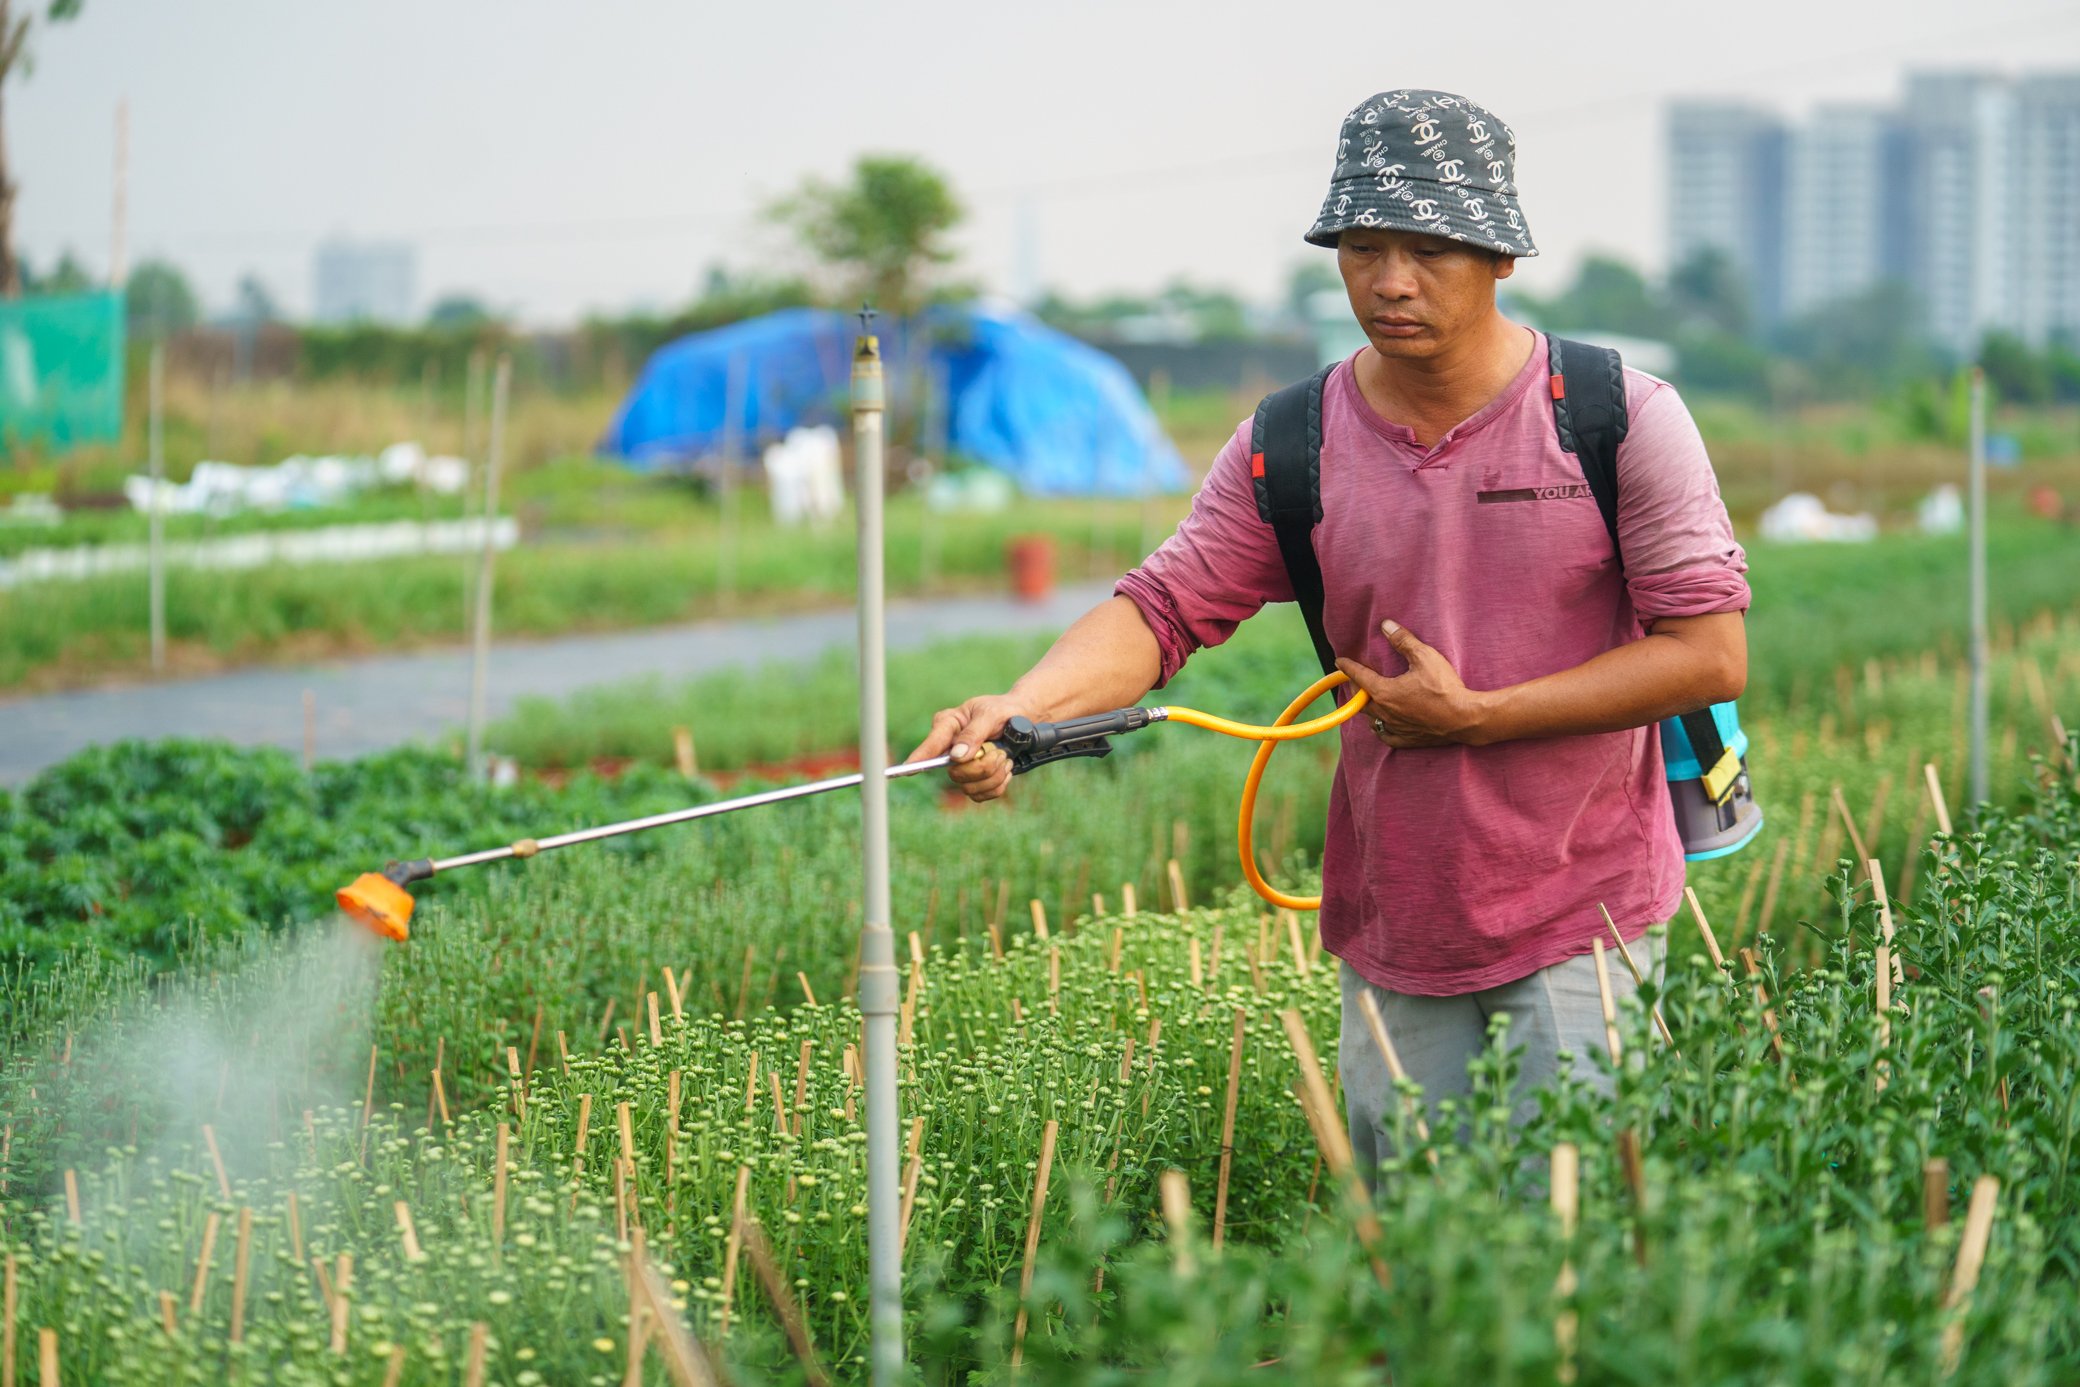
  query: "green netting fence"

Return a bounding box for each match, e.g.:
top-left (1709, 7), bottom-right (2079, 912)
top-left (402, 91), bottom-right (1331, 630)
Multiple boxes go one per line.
top-left (0, 290), bottom-right (126, 452)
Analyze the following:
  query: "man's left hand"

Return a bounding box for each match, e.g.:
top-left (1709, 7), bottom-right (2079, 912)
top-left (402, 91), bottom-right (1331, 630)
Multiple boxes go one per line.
top-left (1335, 619), bottom-right (1492, 748)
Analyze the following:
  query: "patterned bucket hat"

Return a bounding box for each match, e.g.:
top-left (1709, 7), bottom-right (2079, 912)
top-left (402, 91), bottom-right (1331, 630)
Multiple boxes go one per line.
top-left (1304, 89), bottom-right (1538, 257)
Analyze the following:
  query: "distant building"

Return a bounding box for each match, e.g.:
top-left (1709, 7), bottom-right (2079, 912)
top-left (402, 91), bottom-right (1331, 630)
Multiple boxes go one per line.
top-left (312, 239), bottom-right (417, 325)
top-left (1665, 71), bottom-right (2080, 349)
top-left (2009, 74), bottom-right (2080, 348)
top-left (1666, 102), bottom-right (1786, 325)
top-left (1781, 106), bottom-right (1912, 318)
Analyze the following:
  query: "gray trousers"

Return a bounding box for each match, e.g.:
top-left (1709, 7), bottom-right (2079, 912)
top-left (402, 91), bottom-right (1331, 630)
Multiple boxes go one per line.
top-left (1337, 933), bottom-right (1665, 1178)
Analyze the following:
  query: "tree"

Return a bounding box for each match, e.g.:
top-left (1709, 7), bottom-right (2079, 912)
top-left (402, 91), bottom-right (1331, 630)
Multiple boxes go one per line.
top-left (0, 0), bottom-right (84, 297)
top-left (426, 293), bottom-right (497, 329)
top-left (125, 258), bottom-right (197, 339)
top-left (1529, 255), bottom-right (1670, 339)
top-left (1285, 260), bottom-right (1343, 324)
top-left (22, 245), bottom-right (88, 293)
top-left (770, 154), bottom-right (962, 316)
top-left (1667, 248), bottom-right (1752, 341)
top-left (233, 273), bottom-right (279, 325)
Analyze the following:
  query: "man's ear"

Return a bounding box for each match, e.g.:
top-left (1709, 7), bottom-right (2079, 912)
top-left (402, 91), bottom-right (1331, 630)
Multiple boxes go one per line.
top-left (1492, 254), bottom-right (1518, 282)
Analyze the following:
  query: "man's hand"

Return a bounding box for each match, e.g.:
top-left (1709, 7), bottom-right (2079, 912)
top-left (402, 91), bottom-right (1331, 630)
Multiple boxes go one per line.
top-left (1335, 619), bottom-right (1493, 749)
top-left (905, 695), bottom-right (1035, 802)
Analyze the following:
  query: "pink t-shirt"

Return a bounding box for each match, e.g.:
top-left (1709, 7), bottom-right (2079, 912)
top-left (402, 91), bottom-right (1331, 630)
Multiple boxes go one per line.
top-left (1116, 334), bottom-right (1750, 996)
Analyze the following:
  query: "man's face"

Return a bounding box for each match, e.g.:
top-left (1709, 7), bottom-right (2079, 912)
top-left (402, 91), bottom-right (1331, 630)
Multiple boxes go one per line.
top-left (1336, 228), bottom-right (1515, 359)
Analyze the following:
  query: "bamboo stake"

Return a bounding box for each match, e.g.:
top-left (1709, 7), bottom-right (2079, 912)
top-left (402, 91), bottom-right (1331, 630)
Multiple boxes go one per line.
top-left (1048, 946), bottom-right (1061, 1013)
top-left (1355, 989), bottom-right (1437, 1162)
top-left (286, 1190), bottom-right (303, 1264)
top-left (507, 1046), bottom-right (527, 1122)
top-left (1826, 784), bottom-right (1873, 876)
top-left (743, 1220), bottom-right (826, 1386)
top-left (382, 1344), bottom-right (407, 1387)
top-left (492, 1123), bottom-right (510, 1249)
top-left (791, 1041), bottom-right (812, 1137)
top-left (328, 1254), bottom-right (352, 1355)
top-left (36, 1330), bottom-right (54, 1387)
top-left (157, 1289), bottom-right (175, 1338)
top-left (899, 1116), bottom-right (927, 1254)
top-left (3, 1253), bottom-right (15, 1387)
top-left (1121, 882), bottom-right (1137, 917)
top-left (1030, 898), bottom-right (1050, 941)
top-left (1160, 1169), bottom-right (1196, 1276)
top-left (719, 1165), bottom-right (751, 1336)
top-left (1756, 837), bottom-right (1792, 937)
top-left (201, 1124), bottom-right (232, 1200)
top-left (743, 1054), bottom-right (760, 1113)
top-left (432, 1068), bottom-right (451, 1127)
top-left (1279, 1009), bottom-right (1391, 1289)
top-left (62, 1170), bottom-right (79, 1226)
top-left (1739, 948), bottom-right (1787, 1063)
top-left (1552, 1143), bottom-right (1579, 1385)
top-left (1009, 1118), bottom-right (1060, 1368)
top-left (797, 972), bottom-right (818, 1007)
top-left (1286, 911), bottom-right (1311, 979)
top-left (1939, 1176), bottom-right (1999, 1375)
top-left (464, 1322), bottom-right (489, 1387)
top-left (1871, 859), bottom-right (1903, 987)
top-left (1167, 858), bottom-right (1189, 912)
top-left (1925, 1158), bottom-right (1951, 1228)
top-left (1188, 936), bottom-right (1204, 990)
top-left (1599, 905), bottom-right (1676, 1051)
top-left (648, 992), bottom-right (664, 1046)
top-left (1212, 1008), bottom-right (1246, 1250)
top-left (1207, 921), bottom-right (1224, 987)
top-left (1591, 939), bottom-right (1622, 1068)
top-left (663, 967), bottom-right (684, 1021)
top-left (228, 1207), bottom-right (252, 1342)
top-left (395, 1200), bottom-right (425, 1262)
top-left (188, 1211), bottom-right (221, 1314)
top-left (1925, 762), bottom-right (1955, 837)
top-left (630, 1238), bottom-right (724, 1387)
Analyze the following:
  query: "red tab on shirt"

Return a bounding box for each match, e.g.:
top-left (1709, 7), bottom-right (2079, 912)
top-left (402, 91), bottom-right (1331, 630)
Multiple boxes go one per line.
top-left (1249, 451), bottom-right (1266, 478)
top-left (1549, 374), bottom-right (1566, 400)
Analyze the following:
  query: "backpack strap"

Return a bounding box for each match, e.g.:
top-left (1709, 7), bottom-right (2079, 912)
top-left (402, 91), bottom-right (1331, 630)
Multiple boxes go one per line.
top-left (1547, 332), bottom-right (1735, 789)
top-left (1544, 332), bottom-right (1628, 563)
top-left (1250, 364), bottom-right (1337, 675)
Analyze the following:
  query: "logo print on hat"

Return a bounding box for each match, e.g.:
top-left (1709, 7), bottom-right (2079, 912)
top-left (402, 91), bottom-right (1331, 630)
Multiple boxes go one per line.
top-left (1304, 89), bottom-right (1538, 257)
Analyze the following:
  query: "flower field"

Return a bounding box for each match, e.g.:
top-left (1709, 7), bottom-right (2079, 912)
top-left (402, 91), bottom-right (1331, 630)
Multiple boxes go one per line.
top-left (5, 532), bottom-right (2080, 1381)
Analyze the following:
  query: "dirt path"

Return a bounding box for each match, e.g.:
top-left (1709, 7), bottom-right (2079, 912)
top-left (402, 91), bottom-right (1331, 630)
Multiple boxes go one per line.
top-left (0, 581), bottom-right (1114, 787)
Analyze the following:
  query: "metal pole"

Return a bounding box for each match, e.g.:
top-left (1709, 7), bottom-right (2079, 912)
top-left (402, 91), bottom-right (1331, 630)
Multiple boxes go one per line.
top-left (461, 349), bottom-right (486, 628)
top-left (465, 354), bottom-right (511, 781)
top-left (147, 343), bottom-right (165, 672)
top-left (852, 311), bottom-right (904, 1383)
top-left (1968, 367), bottom-right (1989, 808)
top-left (720, 351), bottom-right (746, 600)
top-left (110, 99), bottom-right (129, 288)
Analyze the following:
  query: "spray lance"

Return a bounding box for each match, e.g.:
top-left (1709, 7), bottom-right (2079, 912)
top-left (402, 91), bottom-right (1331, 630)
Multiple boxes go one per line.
top-left (334, 672), bottom-right (1371, 942)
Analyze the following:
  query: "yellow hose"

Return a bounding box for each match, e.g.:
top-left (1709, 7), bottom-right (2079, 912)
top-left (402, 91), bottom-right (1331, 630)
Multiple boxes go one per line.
top-left (1162, 672), bottom-right (1367, 912)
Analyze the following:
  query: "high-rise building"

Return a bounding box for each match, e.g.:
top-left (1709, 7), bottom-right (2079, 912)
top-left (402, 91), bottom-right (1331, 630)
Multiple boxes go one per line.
top-left (1666, 103), bottom-right (1786, 326)
top-left (312, 239), bottom-right (417, 325)
top-left (1781, 106), bottom-right (1912, 319)
top-left (2010, 74), bottom-right (2080, 347)
top-left (1666, 71), bottom-right (2079, 351)
top-left (1900, 73), bottom-right (2005, 352)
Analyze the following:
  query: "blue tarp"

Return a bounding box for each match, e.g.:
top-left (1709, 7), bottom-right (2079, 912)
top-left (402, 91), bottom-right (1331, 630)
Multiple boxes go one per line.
top-left (603, 304), bottom-right (1191, 497)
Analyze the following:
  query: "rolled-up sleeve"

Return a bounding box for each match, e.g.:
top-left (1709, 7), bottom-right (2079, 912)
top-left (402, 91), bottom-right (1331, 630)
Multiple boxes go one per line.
top-left (1614, 377), bottom-right (1751, 620)
top-left (1114, 420), bottom-right (1294, 686)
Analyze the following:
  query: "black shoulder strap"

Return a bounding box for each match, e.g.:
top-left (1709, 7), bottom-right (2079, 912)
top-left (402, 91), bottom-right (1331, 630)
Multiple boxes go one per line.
top-left (1250, 365), bottom-right (1337, 675)
top-left (1547, 332), bottom-right (1731, 780)
top-left (1544, 332), bottom-right (1628, 564)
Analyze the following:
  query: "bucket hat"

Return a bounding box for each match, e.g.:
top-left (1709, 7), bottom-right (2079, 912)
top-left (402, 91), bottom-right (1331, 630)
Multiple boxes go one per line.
top-left (1304, 89), bottom-right (1538, 257)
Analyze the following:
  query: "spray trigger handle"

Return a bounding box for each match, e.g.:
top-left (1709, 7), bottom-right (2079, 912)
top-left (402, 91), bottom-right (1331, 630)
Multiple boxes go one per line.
top-left (996, 707), bottom-right (1155, 775)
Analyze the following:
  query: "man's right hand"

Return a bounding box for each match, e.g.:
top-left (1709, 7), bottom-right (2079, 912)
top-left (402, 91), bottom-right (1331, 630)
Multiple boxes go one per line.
top-left (905, 695), bottom-right (1037, 803)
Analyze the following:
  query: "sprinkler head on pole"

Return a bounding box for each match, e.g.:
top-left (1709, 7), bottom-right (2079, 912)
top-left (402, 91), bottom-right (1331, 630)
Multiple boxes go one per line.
top-left (336, 858), bottom-right (433, 942)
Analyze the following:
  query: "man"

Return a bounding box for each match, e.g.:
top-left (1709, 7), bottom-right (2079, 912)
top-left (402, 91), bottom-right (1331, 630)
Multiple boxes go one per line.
top-left (906, 89), bottom-right (1749, 1173)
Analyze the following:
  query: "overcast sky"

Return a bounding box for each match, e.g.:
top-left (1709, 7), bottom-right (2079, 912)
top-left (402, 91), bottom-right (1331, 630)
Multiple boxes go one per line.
top-left (12, 0), bottom-right (2080, 325)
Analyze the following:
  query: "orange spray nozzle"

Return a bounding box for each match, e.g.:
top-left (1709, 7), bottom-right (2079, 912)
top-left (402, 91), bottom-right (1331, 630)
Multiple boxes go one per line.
top-left (337, 859), bottom-right (432, 942)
